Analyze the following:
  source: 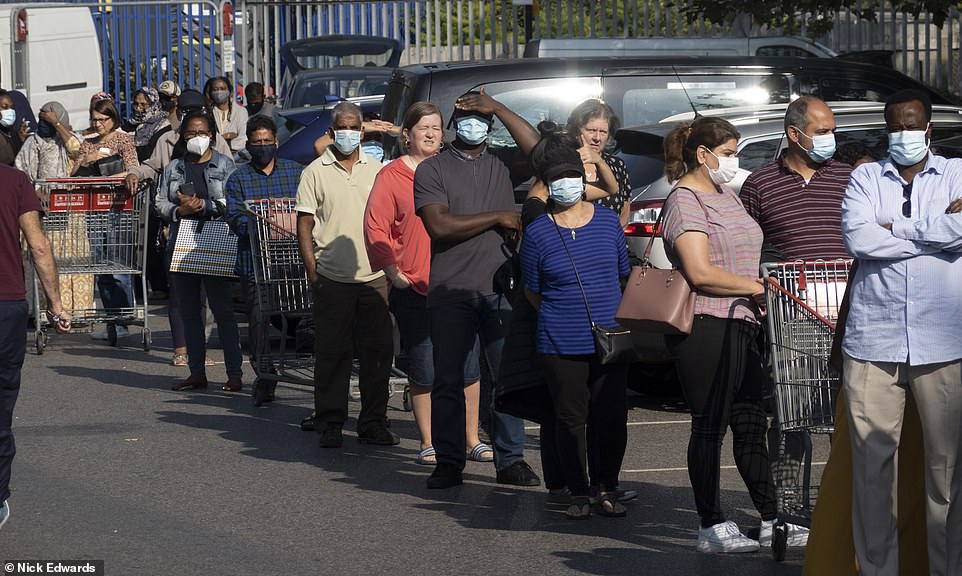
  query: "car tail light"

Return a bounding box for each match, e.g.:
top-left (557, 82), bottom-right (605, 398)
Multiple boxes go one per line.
top-left (624, 199), bottom-right (664, 237)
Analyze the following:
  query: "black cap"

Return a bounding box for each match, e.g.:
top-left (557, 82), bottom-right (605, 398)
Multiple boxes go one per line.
top-left (541, 160), bottom-right (586, 183)
top-left (177, 89), bottom-right (206, 110)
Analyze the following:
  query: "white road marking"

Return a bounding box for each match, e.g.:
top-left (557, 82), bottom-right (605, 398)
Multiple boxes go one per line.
top-left (623, 462), bottom-right (828, 474)
top-left (525, 419), bottom-right (691, 431)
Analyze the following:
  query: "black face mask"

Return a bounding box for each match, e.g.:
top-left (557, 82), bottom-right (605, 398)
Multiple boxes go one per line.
top-left (247, 102), bottom-right (263, 115)
top-left (247, 143), bottom-right (277, 168)
top-left (160, 97), bottom-right (175, 112)
top-left (37, 120), bottom-right (56, 138)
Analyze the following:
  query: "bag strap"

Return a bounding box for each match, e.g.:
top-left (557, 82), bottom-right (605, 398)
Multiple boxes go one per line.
top-left (549, 206), bottom-right (596, 329)
top-left (642, 185), bottom-right (711, 264)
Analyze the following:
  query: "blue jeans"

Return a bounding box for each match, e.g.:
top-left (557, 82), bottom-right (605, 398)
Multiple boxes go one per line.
top-left (0, 300), bottom-right (27, 503)
top-left (429, 294), bottom-right (526, 471)
top-left (170, 274), bottom-right (243, 379)
top-left (97, 274), bottom-right (133, 314)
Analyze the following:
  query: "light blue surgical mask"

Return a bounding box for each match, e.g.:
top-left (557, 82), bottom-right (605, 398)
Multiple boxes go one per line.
top-left (548, 177), bottom-right (584, 206)
top-left (456, 117), bottom-right (489, 146)
top-left (795, 127), bottom-right (836, 163)
top-left (361, 141), bottom-right (384, 163)
top-left (888, 128), bottom-right (929, 166)
top-left (333, 129), bottom-right (361, 155)
top-left (0, 109), bottom-right (16, 128)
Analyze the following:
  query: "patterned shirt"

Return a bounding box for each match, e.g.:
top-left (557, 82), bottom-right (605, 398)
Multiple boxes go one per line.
top-left (842, 153), bottom-right (962, 366)
top-left (593, 151), bottom-right (631, 216)
top-left (662, 185), bottom-right (764, 323)
top-left (225, 158), bottom-right (303, 280)
top-left (739, 154), bottom-right (852, 261)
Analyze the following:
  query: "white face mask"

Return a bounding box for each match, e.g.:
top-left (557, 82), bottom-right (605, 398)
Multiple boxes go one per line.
top-left (0, 109), bottom-right (16, 128)
top-left (186, 135), bottom-right (211, 156)
top-left (703, 147), bottom-right (739, 185)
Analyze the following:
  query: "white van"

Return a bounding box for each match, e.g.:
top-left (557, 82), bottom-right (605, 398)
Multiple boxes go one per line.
top-left (0, 5), bottom-right (103, 129)
top-left (524, 36), bottom-right (838, 59)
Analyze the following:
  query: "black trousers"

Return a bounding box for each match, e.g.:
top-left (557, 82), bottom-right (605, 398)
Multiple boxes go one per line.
top-left (311, 275), bottom-right (393, 431)
top-left (540, 354), bottom-right (628, 497)
top-left (668, 315), bottom-right (777, 528)
top-left (0, 300), bottom-right (27, 503)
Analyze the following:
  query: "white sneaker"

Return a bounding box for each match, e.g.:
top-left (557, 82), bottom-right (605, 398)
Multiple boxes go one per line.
top-left (759, 518), bottom-right (809, 547)
top-left (0, 500), bottom-right (9, 530)
top-left (696, 520), bottom-right (760, 553)
top-left (91, 325), bottom-right (129, 341)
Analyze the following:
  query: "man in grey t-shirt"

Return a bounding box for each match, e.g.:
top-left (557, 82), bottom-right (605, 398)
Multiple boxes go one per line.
top-left (414, 89), bottom-right (541, 489)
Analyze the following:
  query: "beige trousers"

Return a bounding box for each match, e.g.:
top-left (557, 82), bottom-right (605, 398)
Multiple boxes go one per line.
top-left (843, 354), bottom-right (962, 576)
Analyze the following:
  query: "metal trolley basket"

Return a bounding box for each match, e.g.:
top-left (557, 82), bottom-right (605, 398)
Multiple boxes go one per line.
top-left (763, 259), bottom-right (852, 560)
top-left (245, 198), bottom-right (407, 408)
top-left (32, 178), bottom-right (151, 354)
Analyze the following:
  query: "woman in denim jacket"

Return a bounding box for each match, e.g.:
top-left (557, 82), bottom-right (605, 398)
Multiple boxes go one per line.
top-left (156, 111), bottom-right (242, 392)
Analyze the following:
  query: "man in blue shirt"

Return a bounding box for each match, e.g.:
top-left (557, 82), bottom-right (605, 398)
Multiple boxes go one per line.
top-left (841, 89), bottom-right (962, 576)
top-left (225, 115), bottom-right (303, 401)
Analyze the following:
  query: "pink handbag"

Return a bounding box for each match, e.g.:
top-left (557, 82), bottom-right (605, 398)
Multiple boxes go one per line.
top-left (615, 188), bottom-right (706, 335)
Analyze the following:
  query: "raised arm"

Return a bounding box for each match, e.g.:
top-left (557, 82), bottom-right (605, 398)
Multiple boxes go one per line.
top-left (455, 88), bottom-right (540, 156)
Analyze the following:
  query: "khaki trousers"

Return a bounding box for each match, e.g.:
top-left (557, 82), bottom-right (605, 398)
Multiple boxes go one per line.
top-left (843, 354), bottom-right (962, 576)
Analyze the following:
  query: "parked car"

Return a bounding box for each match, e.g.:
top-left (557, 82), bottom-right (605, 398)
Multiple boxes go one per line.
top-left (523, 36), bottom-right (839, 59)
top-left (381, 55), bottom-right (956, 199)
top-left (276, 35), bottom-right (401, 164)
top-left (617, 101), bottom-right (962, 269)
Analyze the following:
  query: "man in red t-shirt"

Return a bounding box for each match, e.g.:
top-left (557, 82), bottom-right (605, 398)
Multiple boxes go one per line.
top-left (0, 164), bottom-right (71, 530)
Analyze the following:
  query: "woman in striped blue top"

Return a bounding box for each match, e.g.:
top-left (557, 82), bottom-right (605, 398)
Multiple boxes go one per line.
top-left (520, 128), bottom-right (631, 520)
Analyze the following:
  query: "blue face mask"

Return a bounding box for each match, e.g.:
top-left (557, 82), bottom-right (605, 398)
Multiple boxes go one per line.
top-left (888, 129), bottom-right (929, 166)
top-left (456, 117), bottom-right (489, 146)
top-left (0, 109), bottom-right (16, 128)
top-left (361, 141), bottom-right (384, 163)
top-left (37, 120), bottom-right (56, 138)
top-left (332, 129), bottom-right (361, 155)
top-left (548, 177), bottom-right (585, 206)
top-left (795, 127), bottom-right (836, 163)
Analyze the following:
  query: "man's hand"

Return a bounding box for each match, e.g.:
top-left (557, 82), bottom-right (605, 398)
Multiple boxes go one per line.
top-left (48, 309), bottom-right (72, 334)
top-left (455, 86), bottom-right (501, 116)
top-left (390, 272), bottom-right (412, 290)
top-left (498, 211), bottom-right (522, 233)
top-left (363, 119), bottom-right (400, 136)
top-left (947, 198), bottom-right (962, 214)
top-left (125, 173), bottom-right (140, 194)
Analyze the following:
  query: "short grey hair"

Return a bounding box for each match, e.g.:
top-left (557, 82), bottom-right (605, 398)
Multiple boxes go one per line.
top-left (331, 101), bottom-right (362, 126)
top-left (784, 96), bottom-right (817, 134)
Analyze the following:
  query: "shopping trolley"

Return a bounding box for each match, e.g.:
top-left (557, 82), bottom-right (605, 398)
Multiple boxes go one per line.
top-left (245, 198), bottom-right (408, 407)
top-left (32, 178), bottom-right (150, 354)
top-left (763, 259), bottom-right (852, 560)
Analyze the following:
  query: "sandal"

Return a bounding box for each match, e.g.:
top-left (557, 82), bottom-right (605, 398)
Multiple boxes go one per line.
top-left (416, 446), bottom-right (437, 466)
top-left (566, 496), bottom-right (591, 520)
top-left (467, 442), bottom-right (494, 462)
top-left (171, 352), bottom-right (188, 367)
top-left (595, 492), bottom-right (627, 518)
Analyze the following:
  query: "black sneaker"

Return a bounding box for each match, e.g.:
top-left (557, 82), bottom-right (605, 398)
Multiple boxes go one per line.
top-left (357, 422), bottom-right (400, 446)
top-left (427, 462), bottom-right (463, 489)
top-left (496, 460), bottom-right (541, 487)
top-left (318, 425), bottom-right (343, 448)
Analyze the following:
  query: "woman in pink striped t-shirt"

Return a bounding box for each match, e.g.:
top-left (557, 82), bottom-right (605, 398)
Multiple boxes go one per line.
top-left (660, 116), bottom-right (807, 553)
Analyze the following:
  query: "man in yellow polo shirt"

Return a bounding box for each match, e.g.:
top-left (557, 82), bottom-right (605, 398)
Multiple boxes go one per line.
top-left (295, 101), bottom-right (397, 449)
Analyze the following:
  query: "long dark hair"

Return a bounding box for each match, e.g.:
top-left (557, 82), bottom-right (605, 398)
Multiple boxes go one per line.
top-left (664, 116), bottom-right (740, 181)
top-left (203, 75), bottom-right (234, 115)
top-left (529, 120), bottom-right (582, 184)
top-left (171, 111), bottom-right (216, 160)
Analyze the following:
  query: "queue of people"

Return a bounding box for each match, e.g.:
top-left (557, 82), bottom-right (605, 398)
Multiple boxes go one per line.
top-left (6, 74), bottom-right (960, 572)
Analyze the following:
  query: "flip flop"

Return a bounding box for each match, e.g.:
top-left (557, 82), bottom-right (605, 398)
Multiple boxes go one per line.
top-left (467, 442), bottom-right (494, 462)
top-left (595, 492), bottom-right (627, 518)
top-left (416, 446), bottom-right (436, 465)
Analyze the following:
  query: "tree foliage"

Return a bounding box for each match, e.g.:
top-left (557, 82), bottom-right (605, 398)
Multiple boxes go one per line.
top-left (684, 0), bottom-right (962, 39)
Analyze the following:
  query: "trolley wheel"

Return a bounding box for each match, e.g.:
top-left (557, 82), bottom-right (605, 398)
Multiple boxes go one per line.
top-left (402, 385), bottom-right (412, 412)
top-left (107, 324), bottom-right (118, 347)
top-left (142, 330), bottom-right (152, 352)
top-left (35, 332), bottom-right (45, 355)
top-left (772, 521), bottom-right (787, 562)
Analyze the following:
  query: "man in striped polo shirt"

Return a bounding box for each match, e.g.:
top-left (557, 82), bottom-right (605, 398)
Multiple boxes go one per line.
top-left (740, 96), bottom-right (852, 262)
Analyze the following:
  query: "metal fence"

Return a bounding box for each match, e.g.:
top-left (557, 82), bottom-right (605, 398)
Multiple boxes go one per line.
top-left (8, 0), bottom-right (962, 110)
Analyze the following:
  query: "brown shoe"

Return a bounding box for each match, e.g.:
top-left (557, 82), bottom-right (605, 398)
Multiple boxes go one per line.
top-left (172, 376), bottom-right (208, 391)
top-left (222, 377), bottom-right (243, 392)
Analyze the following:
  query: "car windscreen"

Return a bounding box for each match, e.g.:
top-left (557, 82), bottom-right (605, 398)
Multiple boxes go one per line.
top-left (288, 42), bottom-right (395, 69)
top-left (288, 74), bottom-right (392, 108)
top-left (610, 74), bottom-right (793, 128)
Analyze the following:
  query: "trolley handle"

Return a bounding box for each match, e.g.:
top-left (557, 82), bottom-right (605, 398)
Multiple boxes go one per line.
top-left (764, 277), bottom-right (837, 330)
